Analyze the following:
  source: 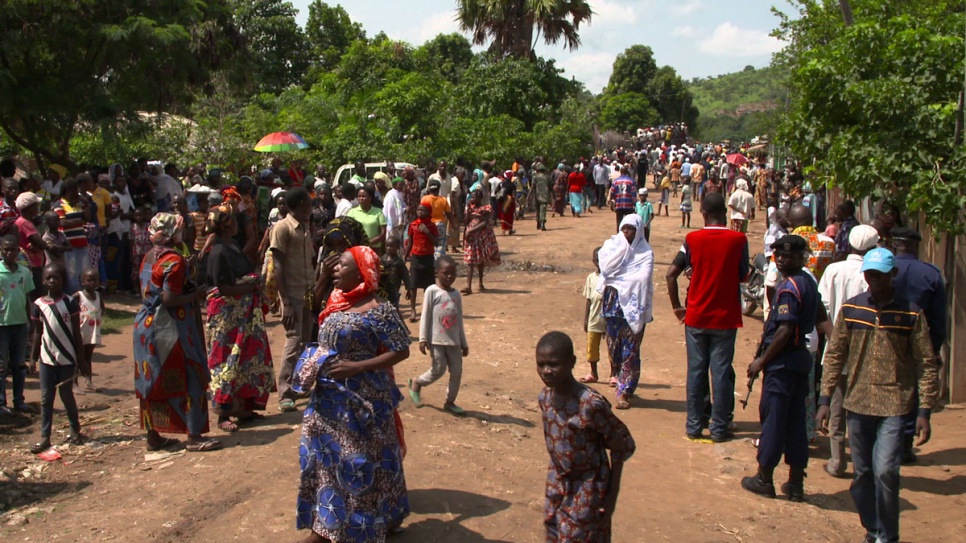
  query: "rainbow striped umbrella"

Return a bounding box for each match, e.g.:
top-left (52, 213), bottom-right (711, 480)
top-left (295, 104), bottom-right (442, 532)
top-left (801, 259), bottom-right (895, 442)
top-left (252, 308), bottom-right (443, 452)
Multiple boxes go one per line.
top-left (253, 132), bottom-right (309, 152)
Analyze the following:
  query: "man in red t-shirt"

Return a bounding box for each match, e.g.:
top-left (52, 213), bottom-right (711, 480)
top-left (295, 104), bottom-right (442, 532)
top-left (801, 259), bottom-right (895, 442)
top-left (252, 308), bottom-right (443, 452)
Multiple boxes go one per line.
top-left (666, 192), bottom-right (750, 442)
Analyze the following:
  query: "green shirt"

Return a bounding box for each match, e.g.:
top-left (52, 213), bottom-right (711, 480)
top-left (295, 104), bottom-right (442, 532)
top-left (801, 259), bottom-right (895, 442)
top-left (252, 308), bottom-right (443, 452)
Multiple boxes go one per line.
top-left (346, 206), bottom-right (387, 247)
top-left (635, 201), bottom-right (654, 225)
top-left (0, 262), bottom-right (34, 326)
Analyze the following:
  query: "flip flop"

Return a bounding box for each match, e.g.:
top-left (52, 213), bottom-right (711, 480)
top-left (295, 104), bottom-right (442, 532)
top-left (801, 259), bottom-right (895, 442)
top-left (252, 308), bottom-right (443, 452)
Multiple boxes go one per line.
top-left (219, 420), bottom-right (239, 433)
top-left (444, 404), bottom-right (466, 416)
top-left (578, 374), bottom-right (598, 383)
top-left (146, 437), bottom-right (180, 451)
top-left (608, 378), bottom-right (618, 388)
top-left (278, 399), bottom-right (297, 412)
top-left (407, 379), bottom-right (421, 406)
top-left (615, 399), bottom-right (630, 410)
top-left (185, 439), bottom-right (223, 452)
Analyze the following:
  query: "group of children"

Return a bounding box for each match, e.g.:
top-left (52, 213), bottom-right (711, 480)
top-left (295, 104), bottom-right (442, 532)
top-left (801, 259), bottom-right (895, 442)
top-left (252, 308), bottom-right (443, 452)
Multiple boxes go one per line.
top-left (0, 235), bottom-right (104, 454)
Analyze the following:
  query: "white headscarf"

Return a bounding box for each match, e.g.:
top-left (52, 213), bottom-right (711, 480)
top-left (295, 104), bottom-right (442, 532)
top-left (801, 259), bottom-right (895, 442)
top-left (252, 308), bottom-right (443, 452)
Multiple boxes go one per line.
top-left (596, 213), bottom-right (654, 334)
top-left (109, 163), bottom-right (123, 182)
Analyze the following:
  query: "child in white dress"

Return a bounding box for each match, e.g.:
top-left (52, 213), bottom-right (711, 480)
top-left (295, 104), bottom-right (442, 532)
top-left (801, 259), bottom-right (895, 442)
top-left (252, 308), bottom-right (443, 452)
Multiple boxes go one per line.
top-left (73, 269), bottom-right (103, 393)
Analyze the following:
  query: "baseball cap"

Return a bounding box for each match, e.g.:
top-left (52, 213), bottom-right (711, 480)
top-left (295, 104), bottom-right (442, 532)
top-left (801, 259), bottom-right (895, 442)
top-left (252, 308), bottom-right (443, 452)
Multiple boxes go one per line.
top-left (861, 248), bottom-right (895, 273)
top-left (770, 234), bottom-right (808, 254)
top-left (848, 225), bottom-right (880, 251)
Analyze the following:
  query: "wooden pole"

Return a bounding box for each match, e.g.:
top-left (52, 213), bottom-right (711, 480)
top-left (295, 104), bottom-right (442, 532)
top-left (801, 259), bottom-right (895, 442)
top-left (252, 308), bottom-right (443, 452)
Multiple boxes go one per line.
top-left (838, 0), bottom-right (854, 26)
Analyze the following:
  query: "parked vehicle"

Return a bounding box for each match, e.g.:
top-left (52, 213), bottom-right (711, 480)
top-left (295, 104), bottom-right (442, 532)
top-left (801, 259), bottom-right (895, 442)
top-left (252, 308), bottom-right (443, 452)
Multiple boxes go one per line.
top-left (332, 162), bottom-right (414, 187)
top-left (741, 252), bottom-right (768, 316)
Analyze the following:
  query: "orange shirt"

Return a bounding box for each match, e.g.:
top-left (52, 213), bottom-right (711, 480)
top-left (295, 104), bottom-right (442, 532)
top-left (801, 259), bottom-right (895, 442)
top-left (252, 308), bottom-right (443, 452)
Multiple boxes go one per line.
top-left (420, 195), bottom-right (451, 223)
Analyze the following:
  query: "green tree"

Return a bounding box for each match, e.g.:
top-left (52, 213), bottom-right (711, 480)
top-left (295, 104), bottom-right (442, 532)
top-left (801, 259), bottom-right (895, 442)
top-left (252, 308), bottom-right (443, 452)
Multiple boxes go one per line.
top-left (230, 0), bottom-right (310, 94)
top-left (604, 45), bottom-right (659, 95)
top-left (647, 66), bottom-right (699, 127)
top-left (456, 0), bottom-right (593, 59)
top-left (775, 0), bottom-right (966, 234)
top-left (0, 0), bottom-right (238, 171)
top-left (305, 1), bottom-right (366, 71)
top-left (415, 33), bottom-right (476, 81)
top-left (599, 92), bottom-right (658, 132)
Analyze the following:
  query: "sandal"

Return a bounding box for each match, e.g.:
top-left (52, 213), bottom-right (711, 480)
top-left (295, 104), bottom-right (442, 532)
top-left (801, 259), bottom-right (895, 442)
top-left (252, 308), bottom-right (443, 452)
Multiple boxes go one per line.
top-left (615, 399), bottom-right (631, 410)
top-left (578, 374), bottom-right (598, 384)
top-left (278, 399), bottom-right (297, 412)
top-left (407, 379), bottom-right (421, 406)
top-left (29, 440), bottom-right (52, 455)
top-left (146, 437), bottom-right (180, 451)
top-left (64, 433), bottom-right (84, 446)
top-left (185, 439), bottom-right (223, 452)
top-left (460, 288), bottom-right (473, 296)
top-left (608, 377), bottom-right (618, 388)
top-left (219, 420), bottom-right (239, 433)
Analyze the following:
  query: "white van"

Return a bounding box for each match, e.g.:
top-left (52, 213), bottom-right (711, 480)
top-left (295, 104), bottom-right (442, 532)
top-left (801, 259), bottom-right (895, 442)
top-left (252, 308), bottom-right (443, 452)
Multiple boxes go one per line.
top-left (332, 162), bottom-right (415, 187)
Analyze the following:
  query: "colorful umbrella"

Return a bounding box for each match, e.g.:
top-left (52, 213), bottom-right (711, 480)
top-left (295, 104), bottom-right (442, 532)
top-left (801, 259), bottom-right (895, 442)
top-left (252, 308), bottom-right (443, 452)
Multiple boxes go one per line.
top-left (726, 153), bottom-right (749, 167)
top-left (254, 132), bottom-right (309, 153)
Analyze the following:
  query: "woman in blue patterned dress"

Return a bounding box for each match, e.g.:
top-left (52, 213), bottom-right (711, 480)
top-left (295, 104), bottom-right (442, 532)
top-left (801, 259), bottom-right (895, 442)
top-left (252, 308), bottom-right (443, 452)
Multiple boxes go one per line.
top-left (293, 245), bottom-right (411, 543)
top-left (597, 214), bottom-right (654, 410)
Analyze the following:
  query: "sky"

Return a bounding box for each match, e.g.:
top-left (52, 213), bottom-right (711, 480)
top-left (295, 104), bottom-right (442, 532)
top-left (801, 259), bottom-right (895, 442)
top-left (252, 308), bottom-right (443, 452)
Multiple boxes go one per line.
top-left (290, 0), bottom-right (795, 93)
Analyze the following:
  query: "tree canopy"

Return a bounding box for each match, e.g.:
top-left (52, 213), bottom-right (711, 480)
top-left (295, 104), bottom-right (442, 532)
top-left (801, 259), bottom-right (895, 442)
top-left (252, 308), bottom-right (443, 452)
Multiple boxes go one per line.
top-left (456, 0), bottom-right (593, 59)
top-left (775, 0), bottom-right (966, 234)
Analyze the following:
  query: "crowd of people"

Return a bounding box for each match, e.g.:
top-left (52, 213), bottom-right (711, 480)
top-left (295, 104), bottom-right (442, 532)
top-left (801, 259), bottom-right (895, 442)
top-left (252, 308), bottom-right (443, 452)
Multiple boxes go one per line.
top-left (0, 140), bottom-right (949, 543)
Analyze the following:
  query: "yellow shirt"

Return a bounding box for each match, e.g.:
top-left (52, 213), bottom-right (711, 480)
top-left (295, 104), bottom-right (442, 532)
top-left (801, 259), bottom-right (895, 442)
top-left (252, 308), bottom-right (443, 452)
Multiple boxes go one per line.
top-left (90, 187), bottom-right (113, 228)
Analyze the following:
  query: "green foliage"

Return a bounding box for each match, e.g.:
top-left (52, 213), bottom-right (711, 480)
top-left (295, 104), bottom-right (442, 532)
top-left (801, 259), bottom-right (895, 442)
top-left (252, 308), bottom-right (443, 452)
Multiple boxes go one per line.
top-left (776, 0), bottom-right (966, 235)
top-left (0, 0), bottom-right (238, 171)
top-left (600, 45), bottom-right (697, 132)
top-left (305, 1), bottom-right (366, 71)
top-left (688, 65), bottom-right (787, 142)
top-left (230, 0), bottom-right (310, 94)
top-left (415, 34), bottom-right (477, 81)
top-left (456, 0), bottom-right (593, 59)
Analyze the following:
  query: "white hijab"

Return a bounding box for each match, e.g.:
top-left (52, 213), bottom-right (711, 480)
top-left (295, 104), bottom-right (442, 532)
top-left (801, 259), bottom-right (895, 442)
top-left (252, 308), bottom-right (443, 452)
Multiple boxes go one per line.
top-left (596, 214), bottom-right (654, 334)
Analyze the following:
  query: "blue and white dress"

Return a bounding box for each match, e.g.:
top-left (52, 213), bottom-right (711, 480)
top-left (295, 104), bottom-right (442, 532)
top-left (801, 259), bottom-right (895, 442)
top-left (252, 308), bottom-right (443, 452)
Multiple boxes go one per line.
top-left (293, 302), bottom-right (410, 541)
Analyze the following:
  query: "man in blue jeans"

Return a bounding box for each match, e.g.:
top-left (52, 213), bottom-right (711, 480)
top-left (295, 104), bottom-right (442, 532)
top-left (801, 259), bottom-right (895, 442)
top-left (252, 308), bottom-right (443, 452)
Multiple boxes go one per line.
top-left (666, 193), bottom-right (750, 442)
top-left (0, 235), bottom-right (36, 416)
top-left (817, 248), bottom-right (939, 543)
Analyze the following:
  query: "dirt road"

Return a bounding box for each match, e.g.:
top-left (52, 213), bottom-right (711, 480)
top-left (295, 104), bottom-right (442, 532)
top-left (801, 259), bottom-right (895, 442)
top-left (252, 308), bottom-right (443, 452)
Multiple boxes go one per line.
top-left (2, 202), bottom-right (964, 542)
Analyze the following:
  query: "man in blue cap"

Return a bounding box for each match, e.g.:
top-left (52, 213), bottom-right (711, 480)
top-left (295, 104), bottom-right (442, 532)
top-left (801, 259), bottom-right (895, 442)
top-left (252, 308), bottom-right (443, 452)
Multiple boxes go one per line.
top-left (742, 235), bottom-right (829, 501)
top-left (817, 247), bottom-right (940, 543)
top-left (890, 226), bottom-right (946, 463)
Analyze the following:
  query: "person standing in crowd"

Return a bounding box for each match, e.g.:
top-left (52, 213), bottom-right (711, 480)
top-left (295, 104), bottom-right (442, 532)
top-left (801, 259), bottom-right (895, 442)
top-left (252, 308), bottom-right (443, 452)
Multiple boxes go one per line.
top-left (788, 204), bottom-right (835, 281)
top-left (203, 204), bottom-right (276, 433)
top-left (635, 189), bottom-right (654, 242)
top-left (382, 177), bottom-right (407, 242)
top-left (106, 172), bottom-right (136, 294)
top-left (817, 248), bottom-right (939, 543)
top-left (679, 181), bottom-right (693, 229)
top-left (0, 236), bottom-right (35, 417)
top-left (404, 203), bottom-right (438, 322)
top-left (421, 179), bottom-right (455, 255)
top-left (742, 235), bottom-right (827, 501)
top-left (666, 193), bottom-right (750, 441)
top-left (401, 165), bottom-right (421, 225)
top-left (608, 166), bottom-right (636, 231)
top-left (833, 200), bottom-right (859, 260)
top-left (578, 247), bottom-right (606, 384)
top-left (817, 224), bottom-right (879, 478)
top-left (597, 214), bottom-right (654, 410)
top-left (293, 246), bottom-right (411, 542)
top-left (133, 213), bottom-right (220, 452)
top-left (536, 331), bottom-right (635, 543)
top-left (551, 164), bottom-right (568, 218)
top-left (567, 165), bottom-right (585, 218)
top-left (594, 158), bottom-right (610, 209)
top-left (461, 190), bottom-right (501, 295)
top-left (0, 177), bottom-right (21, 236)
top-left (346, 186), bottom-right (387, 254)
top-left (727, 179), bottom-right (754, 233)
top-left (450, 167), bottom-right (465, 252)
top-left (531, 162), bottom-right (552, 231)
top-left (889, 227), bottom-right (947, 463)
top-left (270, 188), bottom-right (315, 413)
top-left (53, 177), bottom-right (92, 294)
top-left (14, 193), bottom-right (48, 299)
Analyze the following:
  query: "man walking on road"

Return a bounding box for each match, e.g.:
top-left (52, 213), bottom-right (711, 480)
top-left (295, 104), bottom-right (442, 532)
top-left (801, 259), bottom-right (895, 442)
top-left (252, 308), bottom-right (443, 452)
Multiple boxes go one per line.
top-left (666, 193), bottom-right (751, 442)
top-left (817, 248), bottom-right (939, 543)
top-left (593, 158), bottom-right (610, 209)
top-left (530, 162), bottom-right (552, 231)
top-left (609, 166), bottom-right (637, 231)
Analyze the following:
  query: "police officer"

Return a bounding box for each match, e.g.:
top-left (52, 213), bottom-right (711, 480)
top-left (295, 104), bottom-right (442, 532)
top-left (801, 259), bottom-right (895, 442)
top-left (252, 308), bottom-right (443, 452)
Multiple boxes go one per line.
top-left (742, 235), bottom-right (829, 501)
top-left (890, 226), bottom-right (947, 463)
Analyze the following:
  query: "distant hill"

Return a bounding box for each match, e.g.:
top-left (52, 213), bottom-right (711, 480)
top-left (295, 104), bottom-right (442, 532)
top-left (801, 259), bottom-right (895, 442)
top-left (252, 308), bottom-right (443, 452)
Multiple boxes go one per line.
top-left (688, 65), bottom-right (787, 143)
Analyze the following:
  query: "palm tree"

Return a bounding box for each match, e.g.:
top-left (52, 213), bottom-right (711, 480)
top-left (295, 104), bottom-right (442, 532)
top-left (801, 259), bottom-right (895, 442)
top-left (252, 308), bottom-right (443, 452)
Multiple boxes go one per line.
top-left (456, 0), bottom-right (593, 59)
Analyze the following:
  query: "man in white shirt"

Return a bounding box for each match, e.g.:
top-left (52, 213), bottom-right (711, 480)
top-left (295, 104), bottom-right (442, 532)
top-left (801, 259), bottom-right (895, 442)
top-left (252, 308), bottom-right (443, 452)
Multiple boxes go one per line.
top-left (334, 184), bottom-right (353, 218)
top-left (154, 163), bottom-right (184, 213)
top-left (727, 179), bottom-right (755, 233)
top-left (427, 161), bottom-right (454, 200)
top-left (817, 224), bottom-right (879, 479)
top-left (593, 158), bottom-right (610, 209)
top-left (382, 176), bottom-right (407, 239)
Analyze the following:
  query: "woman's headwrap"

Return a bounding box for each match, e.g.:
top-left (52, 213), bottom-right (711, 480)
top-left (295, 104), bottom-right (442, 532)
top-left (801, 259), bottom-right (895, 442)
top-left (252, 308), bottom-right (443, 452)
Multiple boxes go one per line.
top-left (321, 217), bottom-right (370, 257)
top-left (109, 163), bottom-right (123, 182)
top-left (206, 204), bottom-right (234, 234)
top-left (319, 245), bottom-right (382, 324)
top-left (149, 212), bottom-right (184, 245)
top-left (736, 179), bottom-right (749, 192)
top-left (596, 213), bottom-right (654, 334)
top-left (221, 186), bottom-right (242, 206)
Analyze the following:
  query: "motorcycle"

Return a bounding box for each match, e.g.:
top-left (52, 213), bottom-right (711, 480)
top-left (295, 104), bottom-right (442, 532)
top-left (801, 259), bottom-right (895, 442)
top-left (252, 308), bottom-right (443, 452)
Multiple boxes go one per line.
top-left (741, 253), bottom-right (768, 316)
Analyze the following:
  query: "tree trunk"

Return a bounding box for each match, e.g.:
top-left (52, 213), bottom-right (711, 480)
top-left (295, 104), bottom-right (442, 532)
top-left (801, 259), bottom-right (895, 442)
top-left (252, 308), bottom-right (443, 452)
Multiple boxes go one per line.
top-left (838, 0), bottom-right (854, 26)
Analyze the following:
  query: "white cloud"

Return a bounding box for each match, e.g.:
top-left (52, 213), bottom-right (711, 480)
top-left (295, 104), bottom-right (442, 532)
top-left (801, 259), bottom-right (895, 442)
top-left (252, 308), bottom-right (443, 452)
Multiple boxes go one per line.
top-left (672, 25), bottom-right (701, 38)
top-left (697, 22), bottom-right (786, 57)
top-left (671, 0), bottom-right (702, 17)
top-left (559, 51), bottom-right (617, 93)
top-left (589, 0), bottom-right (638, 25)
top-left (414, 10), bottom-right (463, 44)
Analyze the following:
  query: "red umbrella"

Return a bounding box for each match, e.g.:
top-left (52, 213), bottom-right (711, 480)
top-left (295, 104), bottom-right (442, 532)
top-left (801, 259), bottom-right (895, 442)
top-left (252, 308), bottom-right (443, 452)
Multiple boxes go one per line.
top-left (726, 153), bottom-right (749, 167)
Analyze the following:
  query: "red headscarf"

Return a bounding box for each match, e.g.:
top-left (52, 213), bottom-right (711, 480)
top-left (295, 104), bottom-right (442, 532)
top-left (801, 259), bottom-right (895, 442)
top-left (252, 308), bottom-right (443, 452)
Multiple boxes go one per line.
top-left (319, 246), bottom-right (381, 324)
